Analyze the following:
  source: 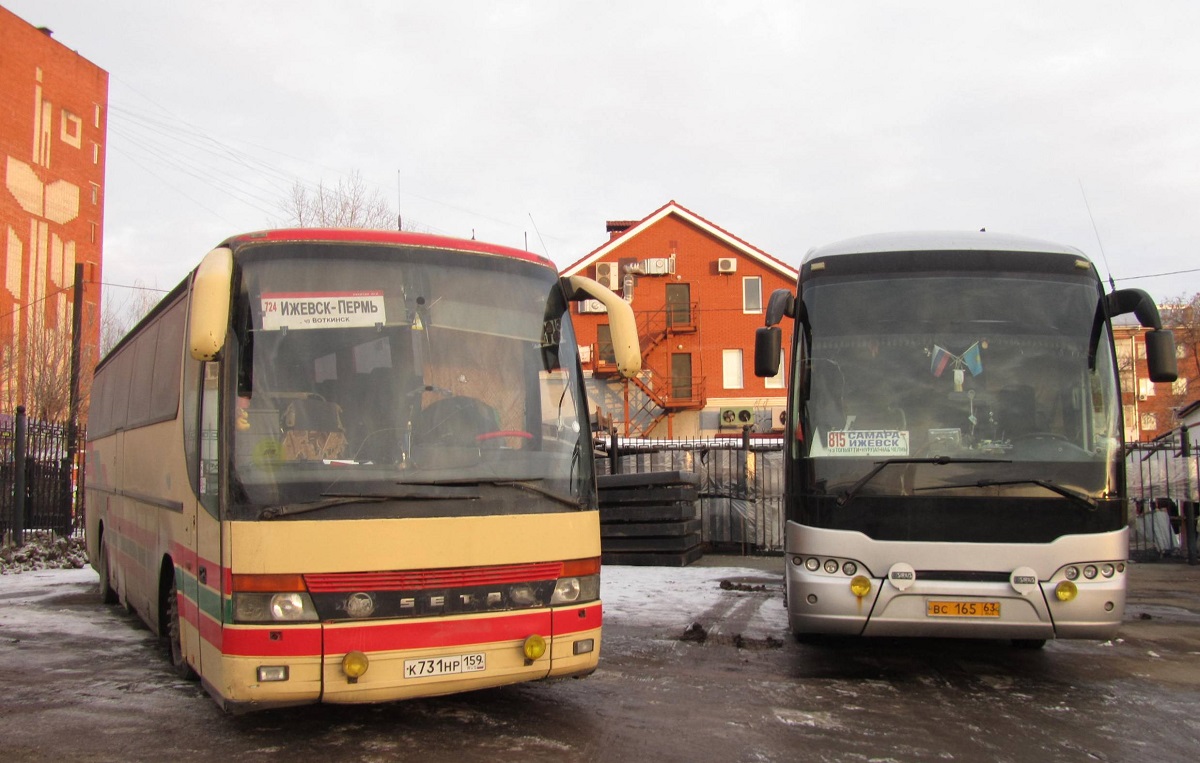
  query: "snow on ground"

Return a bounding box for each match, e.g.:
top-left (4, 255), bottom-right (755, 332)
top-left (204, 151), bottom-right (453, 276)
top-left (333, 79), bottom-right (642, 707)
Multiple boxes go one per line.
top-left (0, 563), bottom-right (786, 642)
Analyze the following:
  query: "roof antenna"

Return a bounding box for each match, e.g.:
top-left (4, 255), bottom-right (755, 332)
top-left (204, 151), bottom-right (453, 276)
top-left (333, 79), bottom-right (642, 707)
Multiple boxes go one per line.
top-left (1079, 179), bottom-right (1116, 291)
top-left (528, 213), bottom-right (550, 258)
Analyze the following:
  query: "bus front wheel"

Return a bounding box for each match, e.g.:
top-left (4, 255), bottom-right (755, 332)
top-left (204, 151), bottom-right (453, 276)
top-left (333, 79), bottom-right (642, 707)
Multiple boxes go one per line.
top-left (163, 573), bottom-right (198, 681)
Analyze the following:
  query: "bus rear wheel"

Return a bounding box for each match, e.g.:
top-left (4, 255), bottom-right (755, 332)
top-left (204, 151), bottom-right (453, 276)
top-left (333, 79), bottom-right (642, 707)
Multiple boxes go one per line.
top-left (97, 535), bottom-right (118, 605)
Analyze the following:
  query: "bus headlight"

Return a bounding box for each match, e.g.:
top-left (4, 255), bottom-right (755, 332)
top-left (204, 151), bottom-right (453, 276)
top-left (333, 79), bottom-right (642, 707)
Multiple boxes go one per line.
top-left (551, 574), bottom-right (600, 605)
top-left (233, 592), bottom-right (319, 623)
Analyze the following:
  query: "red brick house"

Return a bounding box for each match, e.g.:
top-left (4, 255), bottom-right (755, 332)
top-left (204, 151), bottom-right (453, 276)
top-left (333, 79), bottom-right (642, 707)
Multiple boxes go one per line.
top-left (1113, 321), bottom-right (1194, 443)
top-left (561, 201), bottom-right (797, 438)
top-left (1, 7), bottom-right (107, 418)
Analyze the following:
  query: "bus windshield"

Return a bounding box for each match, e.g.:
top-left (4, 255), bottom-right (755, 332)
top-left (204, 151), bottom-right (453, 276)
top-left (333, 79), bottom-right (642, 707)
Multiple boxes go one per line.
top-left (227, 243), bottom-right (591, 519)
top-left (799, 271), bottom-right (1120, 510)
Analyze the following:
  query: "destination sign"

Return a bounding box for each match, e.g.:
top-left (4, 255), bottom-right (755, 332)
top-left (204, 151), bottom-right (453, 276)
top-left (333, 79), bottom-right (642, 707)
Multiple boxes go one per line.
top-left (261, 291), bottom-right (386, 330)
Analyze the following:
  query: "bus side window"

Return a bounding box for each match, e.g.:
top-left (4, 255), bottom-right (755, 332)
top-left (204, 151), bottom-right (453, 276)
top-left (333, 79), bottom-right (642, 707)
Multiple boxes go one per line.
top-left (198, 362), bottom-right (221, 515)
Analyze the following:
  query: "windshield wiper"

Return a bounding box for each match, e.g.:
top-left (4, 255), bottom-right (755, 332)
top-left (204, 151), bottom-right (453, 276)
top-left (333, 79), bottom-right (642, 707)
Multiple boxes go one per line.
top-left (916, 478), bottom-right (1098, 511)
top-left (259, 485), bottom-right (479, 520)
top-left (836, 457), bottom-right (1011, 508)
top-left (399, 478), bottom-right (586, 510)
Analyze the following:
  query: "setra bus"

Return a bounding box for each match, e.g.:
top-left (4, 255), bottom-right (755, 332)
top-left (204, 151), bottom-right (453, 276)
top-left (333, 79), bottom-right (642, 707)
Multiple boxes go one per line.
top-left (85, 228), bottom-right (640, 711)
top-left (754, 231), bottom-right (1176, 646)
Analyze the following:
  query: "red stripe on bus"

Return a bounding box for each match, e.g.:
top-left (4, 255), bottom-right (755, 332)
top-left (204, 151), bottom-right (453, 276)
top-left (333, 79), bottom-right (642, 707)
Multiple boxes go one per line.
top-left (304, 562), bottom-right (564, 592)
top-left (220, 625), bottom-right (323, 657)
top-left (552, 602), bottom-right (602, 636)
top-left (226, 229), bottom-right (553, 267)
top-left (195, 606), bottom-right (596, 658)
top-left (324, 611), bottom-right (553, 654)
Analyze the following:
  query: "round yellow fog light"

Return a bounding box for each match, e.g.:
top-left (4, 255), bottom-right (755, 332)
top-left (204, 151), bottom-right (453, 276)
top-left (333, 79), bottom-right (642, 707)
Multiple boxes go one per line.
top-left (1055, 580), bottom-right (1078, 602)
top-left (342, 650), bottom-right (370, 679)
top-left (523, 634), bottom-right (547, 661)
top-left (849, 575), bottom-right (872, 599)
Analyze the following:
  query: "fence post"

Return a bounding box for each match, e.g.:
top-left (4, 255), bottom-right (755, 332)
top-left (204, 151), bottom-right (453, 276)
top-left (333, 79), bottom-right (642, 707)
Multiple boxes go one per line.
top-left (1183, 426), bottom-right (1197, 566)
top-left (609, 426), bottom-right (620, 475)
top-left (13, 406), bottom-right (27, 547)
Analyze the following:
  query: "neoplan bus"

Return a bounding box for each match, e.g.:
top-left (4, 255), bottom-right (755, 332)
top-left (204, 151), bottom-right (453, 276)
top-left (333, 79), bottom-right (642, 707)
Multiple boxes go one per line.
top-left (85, 228), bottom-right (640, 711)
top-left (754, 231), bottom-right (1176, 647)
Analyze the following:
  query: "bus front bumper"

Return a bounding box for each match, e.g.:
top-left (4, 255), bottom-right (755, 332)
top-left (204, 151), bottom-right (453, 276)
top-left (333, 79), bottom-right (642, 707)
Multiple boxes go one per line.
top-left (214, 602), bottom-right (601, 710)
top-left (787, 565), bottom-right (1123, 640)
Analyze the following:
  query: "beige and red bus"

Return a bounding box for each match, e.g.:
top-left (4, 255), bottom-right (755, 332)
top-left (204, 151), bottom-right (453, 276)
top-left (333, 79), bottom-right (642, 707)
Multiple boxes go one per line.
top-left (85, 228), bottom-right (639, 712)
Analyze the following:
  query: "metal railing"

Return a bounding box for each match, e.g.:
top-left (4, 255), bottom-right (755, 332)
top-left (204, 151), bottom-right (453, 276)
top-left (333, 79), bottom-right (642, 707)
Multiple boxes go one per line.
top-left (596, 432), bottom-right (785, 553)
top-left (1, 407), bottom-right (84, 543)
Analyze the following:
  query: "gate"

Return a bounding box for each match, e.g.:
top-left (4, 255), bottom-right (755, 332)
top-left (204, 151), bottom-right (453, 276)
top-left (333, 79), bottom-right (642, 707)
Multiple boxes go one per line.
top-left (1, 409), bottom-right (83, 540)
top-left (596, 434), bottom-right (785, 553)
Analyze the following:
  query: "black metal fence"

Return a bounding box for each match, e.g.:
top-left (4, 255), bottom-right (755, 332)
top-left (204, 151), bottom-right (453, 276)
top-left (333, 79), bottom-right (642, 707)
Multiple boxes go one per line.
top-left (1, 409), bottom-right (83, 541)
top-left (597, 434), bottom-right (786, 553)
top-left (1127, 426), bottom-right (1199, 564)
top-left (597, 431), bottom-right (1199, 563)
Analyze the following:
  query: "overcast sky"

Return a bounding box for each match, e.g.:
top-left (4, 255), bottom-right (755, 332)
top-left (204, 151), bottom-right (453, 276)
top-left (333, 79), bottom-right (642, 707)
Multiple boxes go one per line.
top-left (8, 1), bottom-right (1200, 309)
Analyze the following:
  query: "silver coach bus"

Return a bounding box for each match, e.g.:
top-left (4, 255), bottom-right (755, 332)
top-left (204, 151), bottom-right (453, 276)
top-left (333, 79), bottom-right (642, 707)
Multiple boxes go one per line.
top-left (755, 231), bottom-right (1176, 647)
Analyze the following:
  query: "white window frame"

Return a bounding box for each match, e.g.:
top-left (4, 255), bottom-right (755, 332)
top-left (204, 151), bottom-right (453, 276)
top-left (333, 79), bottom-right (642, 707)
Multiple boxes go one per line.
top-left (723, 349), bottom-right (744, 390)
top-left (764, 350), bottom-right (785, 389)
top-left (742, 276), bottom-right (762, 314)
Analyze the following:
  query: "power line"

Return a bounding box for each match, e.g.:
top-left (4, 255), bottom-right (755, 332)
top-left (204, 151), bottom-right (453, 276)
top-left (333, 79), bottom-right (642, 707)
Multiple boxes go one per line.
top-left (1114, 268), bottom-right (1200, 282)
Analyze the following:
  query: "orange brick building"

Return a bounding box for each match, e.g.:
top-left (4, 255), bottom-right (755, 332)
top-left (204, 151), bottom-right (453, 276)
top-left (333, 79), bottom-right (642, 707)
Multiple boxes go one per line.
top-left (562, 201), bottom-right (797, 438)
top-left (0, 6), bottom-right (106, 419)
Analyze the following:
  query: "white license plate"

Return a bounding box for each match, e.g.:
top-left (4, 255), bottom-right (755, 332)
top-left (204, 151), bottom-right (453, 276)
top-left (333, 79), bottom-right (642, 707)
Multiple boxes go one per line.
top-left (403, 652), bottom-right (486, 679)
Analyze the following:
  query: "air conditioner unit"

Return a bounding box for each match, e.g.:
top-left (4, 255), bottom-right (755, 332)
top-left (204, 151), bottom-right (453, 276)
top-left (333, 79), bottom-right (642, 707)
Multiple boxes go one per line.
top-left (719, 406), bottom-right (755, 428)
top-left (578, 299), bottom-right (607, 314)
top-left (642, 257), bottom-right (670, 275)
top-left (770, 406), bottom-right (787, 432)
top-left (594, 262), bottom-right (618, 289)
top-left (718, 257), bottom-right (737, 274)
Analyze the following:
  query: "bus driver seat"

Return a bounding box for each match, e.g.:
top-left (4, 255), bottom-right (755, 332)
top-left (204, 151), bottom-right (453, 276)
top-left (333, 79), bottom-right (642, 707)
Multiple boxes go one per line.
top-left (408, 396), bottom-right (500, 468)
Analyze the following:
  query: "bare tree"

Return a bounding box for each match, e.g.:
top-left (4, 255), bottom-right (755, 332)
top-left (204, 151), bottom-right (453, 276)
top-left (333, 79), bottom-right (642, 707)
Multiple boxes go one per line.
top-left (279, 171), bottom-right (399, 230)
top-left (100, 282), bottom-right (162, 357)
top-left (1, 302), bottom-right (74, 421)
top-left (1160, 292), bottom-right (1200, 413)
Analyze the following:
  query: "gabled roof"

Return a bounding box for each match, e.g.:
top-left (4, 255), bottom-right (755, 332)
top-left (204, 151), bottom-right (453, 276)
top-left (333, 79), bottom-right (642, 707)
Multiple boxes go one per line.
top-left (560, 200), bottom-right (797, 279)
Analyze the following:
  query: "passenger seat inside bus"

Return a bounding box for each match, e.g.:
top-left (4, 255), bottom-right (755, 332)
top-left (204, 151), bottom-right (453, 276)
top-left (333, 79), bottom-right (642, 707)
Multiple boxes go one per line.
top-left (280, 396), bottom-right (348, 460)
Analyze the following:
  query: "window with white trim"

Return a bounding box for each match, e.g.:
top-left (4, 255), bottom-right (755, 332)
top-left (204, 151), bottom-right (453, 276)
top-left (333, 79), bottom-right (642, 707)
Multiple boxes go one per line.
top-left (723, 349), bottom-right (744, 389)
top-left (742, 276), bottom-right (762, 314)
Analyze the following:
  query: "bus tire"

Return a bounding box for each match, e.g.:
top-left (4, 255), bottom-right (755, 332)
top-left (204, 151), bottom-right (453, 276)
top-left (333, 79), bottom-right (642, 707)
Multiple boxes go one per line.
top-left (163, 572), bottom-right (198, 681)
top-left (97, 533), bottom-right (118, 605)
top-left (1011, 638), bottom-right (1047, 650)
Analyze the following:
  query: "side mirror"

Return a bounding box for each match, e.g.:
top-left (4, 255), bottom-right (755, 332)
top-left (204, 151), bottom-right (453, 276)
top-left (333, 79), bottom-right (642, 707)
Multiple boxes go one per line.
top-left (1106, 287), bottom-right (1177, 383)
top-left (562, 275), bottom-right (642, 378)
top-left (189, 247), bottom-right (233, 361)
top-left (1145, 329), bottom-right (1178, 383)
top-left (764, 289), bottom-right (795, 327)
top-left (754, 326), bottom-right (782, 378)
